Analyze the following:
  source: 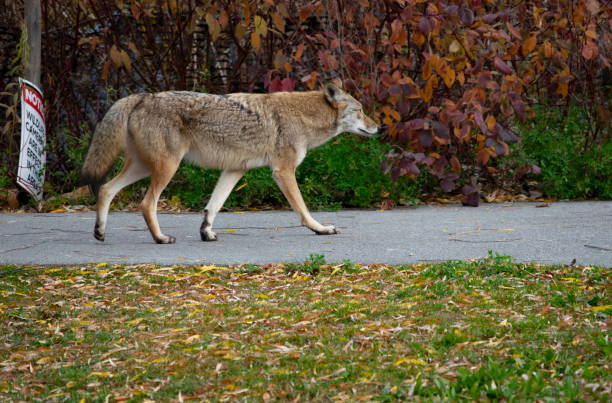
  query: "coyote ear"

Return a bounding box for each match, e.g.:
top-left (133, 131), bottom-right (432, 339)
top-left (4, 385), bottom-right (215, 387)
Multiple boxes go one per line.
top-left (324, 83), bottom-right (340, 105)
top-left (330, 77), bottom-right (343, 89)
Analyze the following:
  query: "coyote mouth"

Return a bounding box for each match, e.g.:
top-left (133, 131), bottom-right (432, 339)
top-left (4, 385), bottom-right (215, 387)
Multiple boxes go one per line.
top-left (359, 128), bottom-right (376, 136)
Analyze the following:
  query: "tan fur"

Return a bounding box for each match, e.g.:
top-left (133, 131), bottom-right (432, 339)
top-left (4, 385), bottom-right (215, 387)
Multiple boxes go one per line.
top-left (81, 83), bottom-right (379, 244)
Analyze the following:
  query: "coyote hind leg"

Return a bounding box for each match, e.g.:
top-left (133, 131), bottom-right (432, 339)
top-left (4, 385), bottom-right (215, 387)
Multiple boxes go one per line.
top-left (200, 169), bottom-right (245, 241)
top-left (95, 157), bottom-right (149, 241)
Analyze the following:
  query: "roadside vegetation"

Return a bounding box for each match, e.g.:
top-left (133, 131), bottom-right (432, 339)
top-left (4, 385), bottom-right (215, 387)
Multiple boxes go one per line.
top-left (1, 254), bottom-right (610, 401)
top-left (1, 1), bottom-right (610, 211)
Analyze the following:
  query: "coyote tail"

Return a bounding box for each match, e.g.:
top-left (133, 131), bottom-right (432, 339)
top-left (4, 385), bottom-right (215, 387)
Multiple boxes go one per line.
top-left (80, 94), bottom-right (144, 198)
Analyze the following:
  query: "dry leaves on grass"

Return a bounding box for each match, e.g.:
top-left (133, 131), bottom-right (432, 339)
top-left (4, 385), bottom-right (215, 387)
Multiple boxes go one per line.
top-left (0, 258), bottom-right (610, 401)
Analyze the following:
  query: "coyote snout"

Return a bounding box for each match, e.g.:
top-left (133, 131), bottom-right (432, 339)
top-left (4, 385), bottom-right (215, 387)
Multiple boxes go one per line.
top-left (81, 81), bottom-right (378, 244)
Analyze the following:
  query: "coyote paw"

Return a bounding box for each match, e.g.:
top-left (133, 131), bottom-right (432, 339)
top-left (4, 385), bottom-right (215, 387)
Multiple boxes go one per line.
top-left (94, 226), bottom-right (105, 242)
top-left (201, 229), bottom-right (218, 242)
top-left (155, 235), bottom-right (176, 244)
top-left (314, 225), bottom-right (338, 235)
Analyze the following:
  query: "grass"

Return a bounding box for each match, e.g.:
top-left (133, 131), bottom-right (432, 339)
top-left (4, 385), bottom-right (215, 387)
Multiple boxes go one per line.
top-left (511, 103), bottom-right (612, 200)
top-left (0, 255), bottom-right (610, 401)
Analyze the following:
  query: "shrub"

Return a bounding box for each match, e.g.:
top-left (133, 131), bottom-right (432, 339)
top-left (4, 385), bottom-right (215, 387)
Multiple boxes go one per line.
top-left (514, 104), bottom-right (612, 199)
top-left (1, 0), bottom-right (609, 205)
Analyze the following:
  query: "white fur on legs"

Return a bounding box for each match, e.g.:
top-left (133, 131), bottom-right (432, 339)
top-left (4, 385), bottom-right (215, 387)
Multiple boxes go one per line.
top-left (95, 159), bottom-right (149, 241)
top-left (200, 169), bottom-right (245, 241)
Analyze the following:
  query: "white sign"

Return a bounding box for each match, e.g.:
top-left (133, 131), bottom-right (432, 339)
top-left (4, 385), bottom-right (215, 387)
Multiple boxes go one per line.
top-left (17, 78), bottom-right (46, 202)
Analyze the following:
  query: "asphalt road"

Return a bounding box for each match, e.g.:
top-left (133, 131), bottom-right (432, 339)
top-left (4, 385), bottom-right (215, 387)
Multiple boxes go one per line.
top-left (0, 201), bottom-right (610, 267)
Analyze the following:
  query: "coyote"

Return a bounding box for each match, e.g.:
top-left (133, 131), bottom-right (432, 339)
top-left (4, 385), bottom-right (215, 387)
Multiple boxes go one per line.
top-left (81, 81), bottom-right (380, 244)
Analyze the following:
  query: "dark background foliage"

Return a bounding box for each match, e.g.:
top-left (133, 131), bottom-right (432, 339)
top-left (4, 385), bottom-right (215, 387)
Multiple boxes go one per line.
top-left (1, 0), bottom-right (610, 208)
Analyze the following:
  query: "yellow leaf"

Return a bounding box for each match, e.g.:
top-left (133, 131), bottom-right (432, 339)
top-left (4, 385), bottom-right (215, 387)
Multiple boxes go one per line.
top-left (254, 294), bottom-right (269, 299)
top-left (89, 371), bottom-right (113, 378)
top-left (254, 15), bottom-right (268, 36)
top-left (200, 265), bottom-right (217, 272)
top-left (394, 358), bottom-right (426, 366)
top-left (330, 266), bottom-right (342, 276)
top-left (227, 229), bottom-right (238, 232)
top-left (587, 305), bottom-right (611, 312)
top-left (235, 182), bottom-right (247, 191)
top-left (50, 208), bottom-right (66, 213)
top-left (96, 262), bottom-right (108, 267)
top-left (36, 356), bottom-right (52, 364)
top-left (170, 327), bottom-right (189, 333)
top-left (129, 370), bottom-right (146, 382)
top-left (127, 318), bottom-right (144, 326)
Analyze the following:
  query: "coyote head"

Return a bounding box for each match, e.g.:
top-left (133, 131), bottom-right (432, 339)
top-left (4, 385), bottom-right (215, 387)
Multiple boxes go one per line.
top-left (324, 82), bottom-right (380, 137)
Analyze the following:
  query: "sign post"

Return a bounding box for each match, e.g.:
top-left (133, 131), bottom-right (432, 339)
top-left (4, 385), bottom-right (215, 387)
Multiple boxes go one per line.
top-left (17, 78), bottom-right (46, 204)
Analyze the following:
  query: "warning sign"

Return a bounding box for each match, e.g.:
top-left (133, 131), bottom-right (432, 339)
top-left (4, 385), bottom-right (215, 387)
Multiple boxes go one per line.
top-left (17, 78), bottom-right (46, 202)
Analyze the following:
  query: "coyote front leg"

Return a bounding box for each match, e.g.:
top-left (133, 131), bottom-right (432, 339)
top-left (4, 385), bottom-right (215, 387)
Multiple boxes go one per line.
top-left (272, 165), bottom-right (337, 235)
top-left (200, 169), bottom-right (245, 241)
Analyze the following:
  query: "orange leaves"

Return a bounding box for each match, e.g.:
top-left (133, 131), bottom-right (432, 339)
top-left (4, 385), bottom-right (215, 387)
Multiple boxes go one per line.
top-left (294, 43), bottom-right (305, 62)
top-left (485, 115), bottom-right (496, 132)
top-left (381, 105), bottom-right (401, 125)
top-left (205, 13), bottom-right (221, 41)
top-left (477, 147), bottom-right (493, 166)
top-left (581, 41), bottom-right (598, 60)
top-left (363, 13), bottom-right (380, 32)
top-left (436, 60), bottom-right (456, 88)
top-left (109, 45), bottom-right (131, 71)
top-left (271, 12), bottom-right (285, 33)
top-left (521, 36), bottom-right (537, 56)
top-left (389, 19), bottom-right (407, 47)
top-left (42, 0), bottom-right (612, 202)
top-left (422, 55), bottom-right (455, 93)
top-left (251, 32), bottom-right (261, 53)
top-left (423, 77), bottom-right (435, 103)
